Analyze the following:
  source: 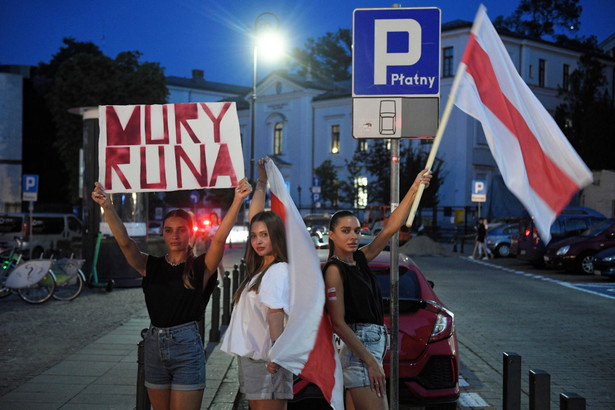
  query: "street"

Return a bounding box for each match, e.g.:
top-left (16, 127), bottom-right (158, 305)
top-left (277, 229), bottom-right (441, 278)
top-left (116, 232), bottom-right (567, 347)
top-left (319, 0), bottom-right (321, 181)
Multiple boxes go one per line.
top-left (411, 253), bottom-right (615, 409)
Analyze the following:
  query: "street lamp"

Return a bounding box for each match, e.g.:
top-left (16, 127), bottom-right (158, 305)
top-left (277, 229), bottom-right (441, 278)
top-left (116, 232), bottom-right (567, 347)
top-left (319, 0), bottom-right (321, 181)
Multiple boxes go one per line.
top-left (250, 12), bottom-right (283, 182)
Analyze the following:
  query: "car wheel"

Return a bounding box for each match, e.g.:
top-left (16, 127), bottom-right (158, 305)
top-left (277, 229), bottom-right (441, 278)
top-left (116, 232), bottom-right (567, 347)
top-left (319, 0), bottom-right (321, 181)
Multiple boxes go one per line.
top-left (496, 243), bottom-right (511, 257)
top-left (577, 252), bottom-right (595, 275)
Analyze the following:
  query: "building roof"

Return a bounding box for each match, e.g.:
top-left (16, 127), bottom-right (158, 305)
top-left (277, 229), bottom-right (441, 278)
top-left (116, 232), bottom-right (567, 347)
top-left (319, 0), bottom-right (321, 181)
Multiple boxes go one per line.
top-left (167, 69), bottom-right (250, 95)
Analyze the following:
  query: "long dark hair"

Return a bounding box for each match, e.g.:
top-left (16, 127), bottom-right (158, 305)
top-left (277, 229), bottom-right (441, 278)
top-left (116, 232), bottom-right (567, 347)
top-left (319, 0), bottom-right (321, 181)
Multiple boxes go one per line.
top-left (163, 209), bottom-right (196, 290)
top-left (327, 210), bottom-right (359, 260)
top-left (233, 211), bottom-right (288, 304)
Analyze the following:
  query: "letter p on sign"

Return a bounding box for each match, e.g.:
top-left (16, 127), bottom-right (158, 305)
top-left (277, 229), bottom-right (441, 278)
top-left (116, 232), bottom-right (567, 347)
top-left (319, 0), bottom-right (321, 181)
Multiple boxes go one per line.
top-left (374, 19), bottom-right (421, 85)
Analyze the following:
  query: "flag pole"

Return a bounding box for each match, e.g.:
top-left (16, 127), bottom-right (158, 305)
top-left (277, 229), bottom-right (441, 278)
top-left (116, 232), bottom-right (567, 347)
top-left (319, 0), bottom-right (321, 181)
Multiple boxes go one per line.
top-left (406, 6), bottom-right (486, 228)
top-left (405, 61), bottom-right (468, 227)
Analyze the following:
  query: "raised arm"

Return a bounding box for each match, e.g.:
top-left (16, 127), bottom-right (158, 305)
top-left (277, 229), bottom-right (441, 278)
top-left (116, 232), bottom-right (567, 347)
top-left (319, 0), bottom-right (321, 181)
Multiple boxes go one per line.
top-left (204, 178), bottom-right (252, 278)
top-left (91, 182), bottom-right (148, 276)
top-left (248, 157), bottom-right (269, 222)
top-left (361, 170), bottom-right (431, 262)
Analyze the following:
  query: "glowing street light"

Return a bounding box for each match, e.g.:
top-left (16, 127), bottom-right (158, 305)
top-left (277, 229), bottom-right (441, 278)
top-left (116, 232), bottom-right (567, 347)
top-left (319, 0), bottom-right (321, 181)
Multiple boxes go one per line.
top-left (250, 12), bottom-right (284, 182)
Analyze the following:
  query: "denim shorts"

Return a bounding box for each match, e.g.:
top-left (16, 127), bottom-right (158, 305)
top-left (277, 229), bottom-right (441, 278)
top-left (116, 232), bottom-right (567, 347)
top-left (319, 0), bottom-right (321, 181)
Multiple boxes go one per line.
top-left (144, 321), bottom-right (205, 390)
top-left (339, 323), bottom-right (387, 388)
top-left (237, 356), bottom-right (293, 400)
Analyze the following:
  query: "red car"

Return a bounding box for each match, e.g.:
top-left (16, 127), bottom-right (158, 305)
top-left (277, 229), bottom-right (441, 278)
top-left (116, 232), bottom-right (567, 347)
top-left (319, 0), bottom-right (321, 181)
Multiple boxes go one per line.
top-left (290, 250), bottom-right (459, 409)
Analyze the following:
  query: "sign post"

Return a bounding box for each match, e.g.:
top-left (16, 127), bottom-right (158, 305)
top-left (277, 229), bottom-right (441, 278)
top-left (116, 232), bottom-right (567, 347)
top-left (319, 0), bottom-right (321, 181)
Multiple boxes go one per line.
top-left (311, 176), bottom-right (321, 209)
top-left (22, 174), bottom-right (39, 259)
top-left (472, 180), bottom-right (487, 218)
top-left (352, 7), bottom-right (441, 409)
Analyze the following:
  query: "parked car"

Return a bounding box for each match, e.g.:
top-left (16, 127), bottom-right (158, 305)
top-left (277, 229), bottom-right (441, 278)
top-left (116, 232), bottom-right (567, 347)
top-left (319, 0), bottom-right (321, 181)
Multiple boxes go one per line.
top-left (543, 219), bottom-right (615, 274)
top-left (592, 247), bottom-right (615, 277)
top-left (290, 250), bottom-right (459, 409)
top-left (516, 207), bottom-right (606, 267)
top-left (485, 222), bottom-right (518, 257)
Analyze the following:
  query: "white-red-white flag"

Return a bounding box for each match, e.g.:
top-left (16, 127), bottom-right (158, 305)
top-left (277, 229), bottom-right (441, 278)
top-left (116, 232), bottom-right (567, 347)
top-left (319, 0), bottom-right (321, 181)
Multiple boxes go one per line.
top-left (454, 5), bottom-right (592, 243)
top-left (265, 160), bottom-right (344, 410)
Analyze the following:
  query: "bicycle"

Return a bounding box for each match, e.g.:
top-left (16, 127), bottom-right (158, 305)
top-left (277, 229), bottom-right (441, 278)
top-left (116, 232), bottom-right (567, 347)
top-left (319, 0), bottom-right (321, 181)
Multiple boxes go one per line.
top-left (50, 256), bottom-right (86, 301)
top-left (1, 237), bottom-right (58, 304)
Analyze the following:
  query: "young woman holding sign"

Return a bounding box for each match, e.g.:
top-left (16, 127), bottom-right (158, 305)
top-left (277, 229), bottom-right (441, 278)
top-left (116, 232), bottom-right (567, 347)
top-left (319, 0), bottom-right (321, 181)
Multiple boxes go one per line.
top-left (323, 170), bottom-right (431, 410)
top-left (91, 178), bottom-right (251, 410)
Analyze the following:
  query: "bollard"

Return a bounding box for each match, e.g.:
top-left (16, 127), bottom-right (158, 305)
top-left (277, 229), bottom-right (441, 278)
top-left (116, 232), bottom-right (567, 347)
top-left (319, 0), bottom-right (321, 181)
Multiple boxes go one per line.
top-left (136, 328), bottom-right (151, 410)
top-left (503, 352), bottom-right (521, 410)
top-left (209, 281), bottom-right (221, 342)
top-left (222, 271), bottom-right (231, 325)
top-left (560, 392), bottom-right (585, 410)
top-left (239, 258), bottom-right (247, 283)
top-left (452, 236), bottom-right (458, 252)
top-left (232, 264), bottom-right (239, 299)
top-left (529, 369), bottom-right (550, 410)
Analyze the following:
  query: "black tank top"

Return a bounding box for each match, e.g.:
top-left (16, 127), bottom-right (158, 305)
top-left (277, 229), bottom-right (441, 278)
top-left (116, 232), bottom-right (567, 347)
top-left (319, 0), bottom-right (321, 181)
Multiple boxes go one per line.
top-left (323, 250), bottom-right (384, 326)
top-left (143, 254), bottom-right (217, 327)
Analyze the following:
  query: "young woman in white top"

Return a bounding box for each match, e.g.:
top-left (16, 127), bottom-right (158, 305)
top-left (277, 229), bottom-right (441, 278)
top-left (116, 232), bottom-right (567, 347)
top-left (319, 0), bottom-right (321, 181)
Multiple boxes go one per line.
top-left (221, 158), bottom-right (292, 410)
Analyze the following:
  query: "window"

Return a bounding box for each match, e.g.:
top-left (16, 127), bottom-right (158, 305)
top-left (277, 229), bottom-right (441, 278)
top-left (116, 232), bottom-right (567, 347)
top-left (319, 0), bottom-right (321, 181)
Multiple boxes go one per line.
top-left (331, 125), bottom-right (340, 154)
top-left (563, 64), bottom-right (570, 90)
top-left (355, 177), bottom-right (368, 208)
top-left (539, 59), bottom-right (546, 87)
top-left (273, 122), bottom-right (283, 155)
top-left (385, 139), bottom-right (391, 150)
top-left (442, 47), bottom-right (454, 77)
top-left (359, 140), bottom-right (368, 152)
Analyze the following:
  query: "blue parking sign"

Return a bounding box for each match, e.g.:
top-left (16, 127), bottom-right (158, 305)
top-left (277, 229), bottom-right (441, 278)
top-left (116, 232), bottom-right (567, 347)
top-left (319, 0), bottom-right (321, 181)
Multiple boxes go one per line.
top-left (22, 174), bottom-right (39, 201)
top-left (353, 7), bottom-right (440, 97)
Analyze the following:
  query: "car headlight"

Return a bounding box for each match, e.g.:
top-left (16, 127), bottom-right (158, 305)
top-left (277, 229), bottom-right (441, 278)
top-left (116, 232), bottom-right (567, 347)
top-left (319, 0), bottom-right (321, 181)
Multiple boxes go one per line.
top-left (556, 245), bottom-right (570, 256)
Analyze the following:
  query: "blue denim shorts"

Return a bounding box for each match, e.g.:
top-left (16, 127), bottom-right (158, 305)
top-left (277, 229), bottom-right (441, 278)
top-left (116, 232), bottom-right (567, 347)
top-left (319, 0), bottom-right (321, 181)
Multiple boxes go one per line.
top-left (339, 323), bottom-right (387, 389)
top-left (144, 321), bottom-right (205, 390)
top-left (237, 356), bottom-right (293, 400)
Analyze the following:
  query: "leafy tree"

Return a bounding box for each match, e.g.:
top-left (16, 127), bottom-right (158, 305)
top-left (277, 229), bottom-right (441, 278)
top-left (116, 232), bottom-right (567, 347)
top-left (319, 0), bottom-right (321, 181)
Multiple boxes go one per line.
top-left (493, 0), bottom-right (582, 40)
top-left (37, 38), bottom-right (168, 203)
top-left (288, 28), bottom-right (351, 82)
top-left (342, 140), bottom-right (443, 208)
top-left (554, 52), bottom-right (615, 169)
top-left (339, 145), bottom-right (363, 207)
top-left (314, 159), bottom-right (340, 207)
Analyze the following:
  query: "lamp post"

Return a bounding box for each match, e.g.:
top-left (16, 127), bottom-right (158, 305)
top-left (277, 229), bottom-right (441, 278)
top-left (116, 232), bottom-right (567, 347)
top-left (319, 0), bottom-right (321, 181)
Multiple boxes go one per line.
top-left (250, 12), bottom-right (281, 182)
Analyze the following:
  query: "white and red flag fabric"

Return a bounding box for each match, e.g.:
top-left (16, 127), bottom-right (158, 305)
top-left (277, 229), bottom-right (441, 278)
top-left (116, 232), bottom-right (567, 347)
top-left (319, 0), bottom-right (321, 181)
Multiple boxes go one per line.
top-left (265, 160), bottom-right (344, 410)
top-left (453, 5), bottom-right (592, 243)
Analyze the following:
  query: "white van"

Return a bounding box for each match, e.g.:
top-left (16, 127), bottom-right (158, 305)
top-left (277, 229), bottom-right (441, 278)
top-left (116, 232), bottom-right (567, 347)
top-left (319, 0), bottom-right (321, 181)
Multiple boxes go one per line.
top-left (0, 213), bottom-right (83, 257)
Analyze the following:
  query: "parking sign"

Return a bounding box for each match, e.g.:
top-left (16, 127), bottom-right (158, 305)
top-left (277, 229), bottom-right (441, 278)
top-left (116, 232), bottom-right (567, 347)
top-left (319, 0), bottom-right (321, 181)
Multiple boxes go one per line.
top-left (472, 180), bottom-right (487, 202)
top-left (353, 7), bottom-right (441, 97)
top-left (22, 174), bottom-right (39, 202)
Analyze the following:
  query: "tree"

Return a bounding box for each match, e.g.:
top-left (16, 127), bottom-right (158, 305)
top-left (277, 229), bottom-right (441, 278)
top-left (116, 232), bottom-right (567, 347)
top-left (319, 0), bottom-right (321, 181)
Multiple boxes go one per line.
top-left (37, 38), bottom-right (168, 203)
top-left (342, 140), bottom-right (444, 208)
top-left (288, 28), bottom-right (351, 82)
top-left (493, 0), bottom-right (582, 40)
top-left (554, 52), bottom-right (615, 170)
top-left (314, 159), bottom-right (339, 207)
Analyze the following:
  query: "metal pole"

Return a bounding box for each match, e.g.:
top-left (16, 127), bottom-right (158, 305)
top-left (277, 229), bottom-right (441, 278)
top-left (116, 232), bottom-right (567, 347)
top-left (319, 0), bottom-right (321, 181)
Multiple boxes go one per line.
top-left (389, 138), bottom-right (400, 410)
top-left (250, 42), bottom-right (257, 183)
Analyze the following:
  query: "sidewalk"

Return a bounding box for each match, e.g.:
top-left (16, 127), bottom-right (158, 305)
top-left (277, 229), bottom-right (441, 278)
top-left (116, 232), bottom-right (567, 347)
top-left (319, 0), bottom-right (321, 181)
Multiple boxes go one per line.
top-left (0, 246), bottom-right (247, 410)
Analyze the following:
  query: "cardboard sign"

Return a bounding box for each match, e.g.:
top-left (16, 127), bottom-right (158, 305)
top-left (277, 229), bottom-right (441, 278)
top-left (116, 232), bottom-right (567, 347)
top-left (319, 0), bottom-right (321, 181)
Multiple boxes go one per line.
top-left (98, 102), bottom-right (245, 193)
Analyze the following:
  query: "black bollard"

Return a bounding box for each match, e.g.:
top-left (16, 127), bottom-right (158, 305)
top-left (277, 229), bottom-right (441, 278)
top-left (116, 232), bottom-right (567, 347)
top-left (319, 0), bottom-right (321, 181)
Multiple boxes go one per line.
top-left (529, 369), bottom-right (550, 410)
top-left (239, 258), bottom-right (247, 283)
top-left (209, 281), bottom-right (221, 342)
top-left (452, 236), bottom-right (458, 252)
top-left (136, 328), bottom-right (151, 410)
top-left (503, 352), bottom-right (521, 410)
top-left (222, 271), bottom-right (231, 325)
top-left (232, 264), bottom-right (239, 299)
top-left (560, 392), bottom-right (585, 410)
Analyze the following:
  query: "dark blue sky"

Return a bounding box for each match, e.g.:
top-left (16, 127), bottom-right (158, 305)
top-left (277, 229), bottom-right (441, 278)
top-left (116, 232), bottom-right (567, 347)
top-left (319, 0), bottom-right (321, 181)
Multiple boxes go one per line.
top-left (1, 0), bottom-right (613, 86)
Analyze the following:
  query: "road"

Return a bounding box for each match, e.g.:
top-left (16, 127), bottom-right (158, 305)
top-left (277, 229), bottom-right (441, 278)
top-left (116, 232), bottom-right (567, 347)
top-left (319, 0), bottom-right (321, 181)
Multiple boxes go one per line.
top-left (410, 254), bottom-right (615, 409)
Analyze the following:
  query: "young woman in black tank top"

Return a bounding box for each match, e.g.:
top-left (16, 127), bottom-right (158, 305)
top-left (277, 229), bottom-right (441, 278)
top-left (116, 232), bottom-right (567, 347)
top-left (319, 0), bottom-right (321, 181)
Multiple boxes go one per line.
top-left (92, 178), bottom-right (251, 410)
top-left (323, 170), bottom-right (431, 410)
